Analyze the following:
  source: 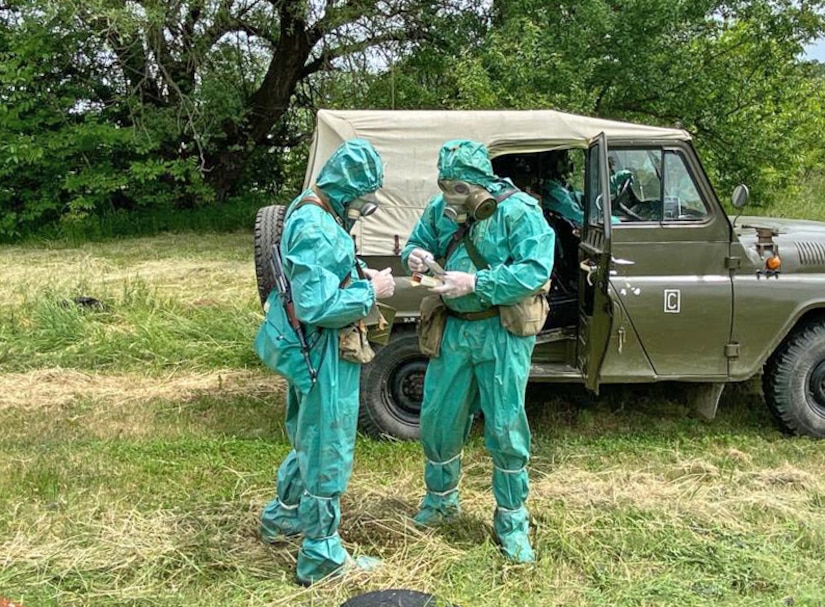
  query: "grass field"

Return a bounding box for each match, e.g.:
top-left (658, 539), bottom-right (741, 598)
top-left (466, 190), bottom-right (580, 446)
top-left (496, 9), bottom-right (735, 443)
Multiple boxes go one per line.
top-left (1, 231), bottom-right (824, 607)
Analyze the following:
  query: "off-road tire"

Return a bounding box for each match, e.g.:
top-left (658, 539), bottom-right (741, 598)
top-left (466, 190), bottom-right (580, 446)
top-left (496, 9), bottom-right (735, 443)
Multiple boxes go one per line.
top-left (254, 205), bottom-right (287, 308)
top-left (763, 321), bottom-right (825, 438)
top-left (359, 327), bottom-right (427, 441)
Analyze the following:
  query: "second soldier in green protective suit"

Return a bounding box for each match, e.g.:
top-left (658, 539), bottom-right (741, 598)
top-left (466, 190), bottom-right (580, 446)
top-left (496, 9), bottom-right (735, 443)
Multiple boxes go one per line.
top-left (402, 140), bottom-right (555, 563)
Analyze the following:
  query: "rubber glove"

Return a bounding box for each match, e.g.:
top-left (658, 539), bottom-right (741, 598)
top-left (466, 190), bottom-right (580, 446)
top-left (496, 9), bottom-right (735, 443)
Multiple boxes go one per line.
top-left (408, 248), bottom-right (434, 273)
top-left (429, 271), bottom-right (475, 299)
top-left (370, 267), bottom-right (395, 299)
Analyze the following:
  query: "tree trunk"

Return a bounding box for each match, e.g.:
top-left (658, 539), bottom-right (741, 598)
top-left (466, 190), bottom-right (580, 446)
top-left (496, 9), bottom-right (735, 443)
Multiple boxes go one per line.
top-left (206, 11), bottom-right (313, 200)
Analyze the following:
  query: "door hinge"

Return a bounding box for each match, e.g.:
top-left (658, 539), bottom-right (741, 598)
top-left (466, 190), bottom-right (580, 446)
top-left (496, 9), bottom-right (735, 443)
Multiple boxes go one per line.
top-left (725, 256), bottom-right (741, 270)
top-left (725, 343), bottom-right (740, 358)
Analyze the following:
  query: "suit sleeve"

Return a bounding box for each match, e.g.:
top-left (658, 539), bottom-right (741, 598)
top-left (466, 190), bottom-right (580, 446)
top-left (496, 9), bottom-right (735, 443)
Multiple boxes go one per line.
top-left (474, 202), bottom-right (555, 306)
top-left (401, 200), bottom-right (442, 274)
top-left (284, 210), bottom-right (375, 329)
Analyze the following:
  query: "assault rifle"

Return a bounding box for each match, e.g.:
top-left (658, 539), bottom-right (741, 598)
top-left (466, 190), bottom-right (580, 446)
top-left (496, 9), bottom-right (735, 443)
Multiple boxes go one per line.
top-left (269, 244), bottom-right (318, 384)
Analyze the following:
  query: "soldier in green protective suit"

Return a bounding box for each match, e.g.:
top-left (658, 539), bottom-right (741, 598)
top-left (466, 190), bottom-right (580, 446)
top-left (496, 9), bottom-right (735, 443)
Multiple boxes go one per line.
top-left (541, 150), bottom-right (620, 226)
top-left (401, 140), bottom-right (555, 563)
top-left (538, 149), bottom-right (585, 225)
top-left (255, 139), bottom-right (395, 585)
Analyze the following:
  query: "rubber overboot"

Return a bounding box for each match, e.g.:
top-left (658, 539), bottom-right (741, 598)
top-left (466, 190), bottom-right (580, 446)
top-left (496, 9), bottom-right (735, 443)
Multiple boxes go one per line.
top-left (412, 490), bottom-right (460, 528)
top-left (296, 533), bottom-right (381, 586)
top-left (260, 498), bottom-right (302, 543)
top-left (494, 506), bottom-right (535, 563)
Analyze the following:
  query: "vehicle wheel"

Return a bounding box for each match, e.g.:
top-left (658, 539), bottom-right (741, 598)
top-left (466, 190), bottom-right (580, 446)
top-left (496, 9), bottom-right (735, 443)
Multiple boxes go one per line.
top-left (359, 327), bottom-right (427, 440)
top-left (763, 322), bottom-right (825, 438)
top-left (254, 205), bottom-right (287, 308)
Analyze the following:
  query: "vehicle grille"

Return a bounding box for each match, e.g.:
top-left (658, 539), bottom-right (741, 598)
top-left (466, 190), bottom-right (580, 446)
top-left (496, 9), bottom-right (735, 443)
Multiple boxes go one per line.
top-left (795, 241), bottom-right (825, 265)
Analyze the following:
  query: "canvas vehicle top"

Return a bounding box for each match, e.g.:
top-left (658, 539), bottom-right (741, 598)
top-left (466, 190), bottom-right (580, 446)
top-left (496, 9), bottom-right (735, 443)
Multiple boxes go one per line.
top-left (305, 109), bottom-right (689, 256)
top-left (254, 109), bottom-right (825, 442)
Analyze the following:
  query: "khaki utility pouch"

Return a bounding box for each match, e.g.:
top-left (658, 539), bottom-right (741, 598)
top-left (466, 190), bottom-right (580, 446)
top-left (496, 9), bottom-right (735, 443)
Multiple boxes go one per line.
top-left (365, 302), bottom-right (396, 346)
top-left (339, 321), bottom-right (376, 364)
top-left (461, 227), bottom-right (550, 337)
top-left (418, 294), bottom-right (448, 358)
top-left (499, 281), bottom-right (551, 337)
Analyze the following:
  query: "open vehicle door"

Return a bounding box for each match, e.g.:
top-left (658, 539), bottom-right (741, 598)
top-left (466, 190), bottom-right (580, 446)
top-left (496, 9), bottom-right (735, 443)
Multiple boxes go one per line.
top-left (578, 133), bottom-right (614, 392)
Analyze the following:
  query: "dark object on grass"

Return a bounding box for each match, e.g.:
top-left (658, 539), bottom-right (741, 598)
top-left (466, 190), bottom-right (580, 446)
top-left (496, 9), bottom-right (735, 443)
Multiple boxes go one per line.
top-left (60, 297), bottom-right (109, 311)
top-left (340, 589), bottom-right (456, 607)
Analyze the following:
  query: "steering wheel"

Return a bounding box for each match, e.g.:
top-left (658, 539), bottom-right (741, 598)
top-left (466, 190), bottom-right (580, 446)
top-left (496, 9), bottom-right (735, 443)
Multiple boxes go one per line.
top-left (613, 177), bottom-right (647, 221)
top-left (616, 175), bottom-right (633, 201)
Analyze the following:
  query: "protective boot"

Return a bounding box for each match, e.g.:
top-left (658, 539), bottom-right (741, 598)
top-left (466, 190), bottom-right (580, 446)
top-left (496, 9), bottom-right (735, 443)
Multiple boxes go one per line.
top-left (412, 489), bottom-right (460, 527)
top-left (296, 536), bottom-right (382, 587)
top-left (494, 506), bottom-right (535, 563)
top-left (260, 498), bottom-right (302, 543)
top-left (414, 453), bottom-right (462, 527)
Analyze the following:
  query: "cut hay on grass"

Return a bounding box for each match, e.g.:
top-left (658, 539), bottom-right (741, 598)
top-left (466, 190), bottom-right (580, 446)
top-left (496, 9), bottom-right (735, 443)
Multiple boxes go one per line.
top-left (529, 463), bottom-right (824, 530)
top-left (3, 232), bottom-right (825, 606)
top-left (1, 259), bottom-right (258, 310)
top-left (0, 368), bottom-right (284, 412)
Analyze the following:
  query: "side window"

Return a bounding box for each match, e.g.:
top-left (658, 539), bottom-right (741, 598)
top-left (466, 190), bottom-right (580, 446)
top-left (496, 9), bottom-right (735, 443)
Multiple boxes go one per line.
top-left (585, 144), bottom-right (605, 227)
top-left (608, 148), bottom-right (709, 223)
top-left (609, 149), bottom-right (662, 222)
top-left (663, 151), bottom-right (709, 222)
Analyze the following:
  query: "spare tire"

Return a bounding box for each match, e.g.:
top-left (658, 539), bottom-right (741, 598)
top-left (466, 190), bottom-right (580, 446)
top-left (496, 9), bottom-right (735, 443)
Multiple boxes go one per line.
top-left (254, 205), bottom-right (287, 308)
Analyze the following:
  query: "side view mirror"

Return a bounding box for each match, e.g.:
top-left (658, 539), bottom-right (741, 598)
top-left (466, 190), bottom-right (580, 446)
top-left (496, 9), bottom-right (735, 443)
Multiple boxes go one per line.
top-left (731, 184), bottom-right (750, 209)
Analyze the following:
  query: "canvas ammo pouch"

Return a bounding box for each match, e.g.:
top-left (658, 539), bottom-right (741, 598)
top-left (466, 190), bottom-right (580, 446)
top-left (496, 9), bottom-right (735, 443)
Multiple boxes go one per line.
top-left (365, 302), bottom-right (396, 346)
top-left (418, 294), bottom-right (448, 357)
top-left (339, 321), bottom-right (376, 364)
top-left (499, 281), bottom-right (551, 337)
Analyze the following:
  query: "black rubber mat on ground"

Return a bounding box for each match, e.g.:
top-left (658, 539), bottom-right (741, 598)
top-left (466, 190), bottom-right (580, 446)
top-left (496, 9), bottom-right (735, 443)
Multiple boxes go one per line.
top-left (340, 589), bottom-right (456, 607)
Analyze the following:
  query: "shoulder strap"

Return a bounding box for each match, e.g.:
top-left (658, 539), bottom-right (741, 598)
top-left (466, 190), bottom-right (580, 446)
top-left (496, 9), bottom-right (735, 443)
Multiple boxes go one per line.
top-left (292, 193), bottom-right (334, 216)
top-left (442, 222), bottom-right (471, 264)
top-left (462, 230), bottom-right (489, 270)
top-left (286, 191), bottom-right (354, 288)
top-left (494, 187), bottom-right (520, 203)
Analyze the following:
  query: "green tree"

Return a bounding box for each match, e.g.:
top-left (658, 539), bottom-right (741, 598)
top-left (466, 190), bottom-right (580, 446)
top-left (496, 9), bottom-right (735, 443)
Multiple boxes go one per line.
top-left (362, 0), bottom-right (825, 204)
top-left (0, 0), bottom-right (457, 238)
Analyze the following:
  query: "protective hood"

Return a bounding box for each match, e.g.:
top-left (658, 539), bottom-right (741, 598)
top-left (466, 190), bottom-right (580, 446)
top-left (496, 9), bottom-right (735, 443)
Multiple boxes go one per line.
top-left (315, 138), bottom-right (384, 219)
top-left (437, 139), bottom-right (512, 198)
top-left (437, 139), bottom-right (496, 189)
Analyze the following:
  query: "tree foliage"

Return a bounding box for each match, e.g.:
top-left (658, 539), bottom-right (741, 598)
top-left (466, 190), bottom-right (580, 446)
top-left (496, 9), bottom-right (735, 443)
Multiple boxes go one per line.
top-left (0, 0), bottom-right (454, 238)
top-left (363, 0), bottom-right (825, 203)
top-left (0, 0), bottom-right (824, 239)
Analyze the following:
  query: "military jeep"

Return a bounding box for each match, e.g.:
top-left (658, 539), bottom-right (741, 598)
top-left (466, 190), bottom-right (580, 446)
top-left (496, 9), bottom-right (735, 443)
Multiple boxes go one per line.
top-left (254, 109), bottom-right (825, 441)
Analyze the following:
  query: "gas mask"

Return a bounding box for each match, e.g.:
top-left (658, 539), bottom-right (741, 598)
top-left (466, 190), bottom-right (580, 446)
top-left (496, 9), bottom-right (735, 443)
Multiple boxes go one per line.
top-left (438, 180), bottom-right (497, 224)
top-left (346, 192), bottom-right (379, 220)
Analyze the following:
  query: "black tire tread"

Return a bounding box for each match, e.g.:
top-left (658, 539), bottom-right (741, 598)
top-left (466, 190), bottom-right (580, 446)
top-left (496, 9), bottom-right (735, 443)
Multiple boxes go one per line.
top-left (253, 205), bottom-right (287, 308)
top-left (763, 321), bottom-right (825, 438)
top-left (358, 326), bottom-right (424, 441)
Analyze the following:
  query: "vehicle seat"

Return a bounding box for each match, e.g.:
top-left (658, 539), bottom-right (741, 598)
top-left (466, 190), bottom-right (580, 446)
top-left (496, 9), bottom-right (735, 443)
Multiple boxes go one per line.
top-left (543, 209), bottom-right (580, 329)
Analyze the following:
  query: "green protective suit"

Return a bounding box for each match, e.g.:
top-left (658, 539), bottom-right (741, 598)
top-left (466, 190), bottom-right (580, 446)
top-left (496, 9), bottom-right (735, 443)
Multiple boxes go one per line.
top-left (542, 179), bottom-right (620, 227)
top-left (255, 138), bottom-right (383, 585)
top-left (401, 140), bottom-right (555, 563)
top-left (541, 179), bottom-right (584, 225)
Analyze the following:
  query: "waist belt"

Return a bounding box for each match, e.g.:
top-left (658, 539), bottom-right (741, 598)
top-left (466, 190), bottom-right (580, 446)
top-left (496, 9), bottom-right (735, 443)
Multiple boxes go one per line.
top-left (447, 307), bottom-right (499, 321)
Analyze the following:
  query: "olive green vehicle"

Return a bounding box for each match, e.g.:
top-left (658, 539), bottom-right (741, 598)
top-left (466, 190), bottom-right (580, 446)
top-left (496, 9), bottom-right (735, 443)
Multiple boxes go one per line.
top-left (254, 109), bottom-right (825, 441)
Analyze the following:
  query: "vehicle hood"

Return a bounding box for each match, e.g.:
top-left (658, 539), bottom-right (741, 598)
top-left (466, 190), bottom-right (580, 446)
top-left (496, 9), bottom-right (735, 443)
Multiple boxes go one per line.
top-left (734, 215), bottom-right (825, 273)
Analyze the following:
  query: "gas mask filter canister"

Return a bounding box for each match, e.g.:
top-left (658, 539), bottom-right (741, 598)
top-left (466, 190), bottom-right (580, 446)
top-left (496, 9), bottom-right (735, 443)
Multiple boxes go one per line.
top-left (439, 180), bottom-right (496, 223)
top-left (346, 192), bottom-right (379, 220)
